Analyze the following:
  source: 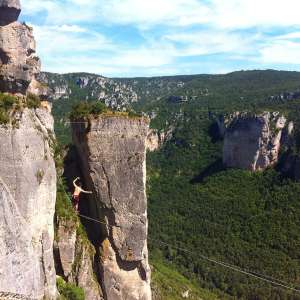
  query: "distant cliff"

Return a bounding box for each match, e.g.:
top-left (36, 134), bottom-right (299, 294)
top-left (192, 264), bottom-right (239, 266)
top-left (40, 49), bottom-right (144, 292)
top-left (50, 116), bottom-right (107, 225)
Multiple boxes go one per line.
top-left (72, 113), bottom-right (152, 300)
top-left (38, 72), bottom-right (138, 109)
top-left (223, 112), bottom-right (293, 171)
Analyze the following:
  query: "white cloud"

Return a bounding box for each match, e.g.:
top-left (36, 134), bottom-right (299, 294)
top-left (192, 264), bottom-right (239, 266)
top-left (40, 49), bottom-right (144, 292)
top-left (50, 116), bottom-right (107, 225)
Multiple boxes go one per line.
top-left (100, 0), bottom-right (210, 28)
top-left (20, 0), bottom-right (300, 76)
top-left (21, 0), bottom-right (300, 29)
top-left (274, 32), bottom-right (300, 40)
top-left (260, 40), bottom-right (300, 64)
top-left (31, 24), bottom-right (176, 75)
top-left (210, 0), bottom-right (300, 29)
top-left (32, 25), bottom-right (113, 55)
top-left (21, 0), bottom-right (59, 16)
top-left (112, 48), bottom-right (173, 68)
top-left (42, 53), bottom-right (177, 77)
top-left (58, 24), bottom-right (87, 33)
top-left (164, 30), bottom-right (260, 57)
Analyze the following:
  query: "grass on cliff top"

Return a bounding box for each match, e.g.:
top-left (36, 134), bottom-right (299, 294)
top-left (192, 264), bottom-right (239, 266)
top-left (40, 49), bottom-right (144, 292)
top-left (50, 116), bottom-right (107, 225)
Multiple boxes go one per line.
top-left (151, 257), bottom-right (221, 300)
top-left (0, 92), bottom-right (41, 124)
top-left (70, 101), bottom-right (143, 121)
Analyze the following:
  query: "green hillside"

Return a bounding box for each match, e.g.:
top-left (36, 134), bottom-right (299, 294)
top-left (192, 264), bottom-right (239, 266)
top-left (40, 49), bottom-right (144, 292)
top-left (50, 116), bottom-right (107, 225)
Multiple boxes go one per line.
top-left (49, 70), bottom-right (300, 299)
top-left (151, 257), bottom-right (222, 300)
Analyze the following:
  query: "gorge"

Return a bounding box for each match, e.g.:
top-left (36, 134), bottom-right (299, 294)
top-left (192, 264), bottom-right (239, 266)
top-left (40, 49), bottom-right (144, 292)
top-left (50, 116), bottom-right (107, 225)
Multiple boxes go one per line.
top-left (2, 0), bottom-right (300, 299)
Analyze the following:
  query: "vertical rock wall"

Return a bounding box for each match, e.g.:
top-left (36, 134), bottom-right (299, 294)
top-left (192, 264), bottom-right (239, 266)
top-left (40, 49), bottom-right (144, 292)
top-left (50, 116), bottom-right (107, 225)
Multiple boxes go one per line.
top-left (223, 112), bottom-right (288, 171)
top-left (72, 115), bottom-right (152, 300)
top-left (0, 0), bottom-right (42, 95)
top-left (0, 1), bottom-right (57, 298)
top-left (55, 217), bottom-right (104, 300)
top-left (0, 108), bottom-right (57, 299)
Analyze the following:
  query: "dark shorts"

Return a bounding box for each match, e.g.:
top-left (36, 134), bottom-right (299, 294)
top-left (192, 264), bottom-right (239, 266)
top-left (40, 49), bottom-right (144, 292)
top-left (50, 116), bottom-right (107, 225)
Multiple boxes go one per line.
top-left (72, 195), bottom-right (80, 207)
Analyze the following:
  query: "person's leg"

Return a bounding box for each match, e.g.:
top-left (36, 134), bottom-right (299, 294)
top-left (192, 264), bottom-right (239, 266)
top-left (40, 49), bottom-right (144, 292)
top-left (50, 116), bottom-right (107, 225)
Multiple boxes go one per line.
top-left (72, 195), bottom-right (79, 212)
top-left (75, 196), bottom-right (80, 213)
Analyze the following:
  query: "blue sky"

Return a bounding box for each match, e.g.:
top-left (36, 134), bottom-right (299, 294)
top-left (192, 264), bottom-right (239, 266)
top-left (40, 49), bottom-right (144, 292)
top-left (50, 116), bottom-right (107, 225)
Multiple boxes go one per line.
top-left (20, 0), bottom-right (300, 77)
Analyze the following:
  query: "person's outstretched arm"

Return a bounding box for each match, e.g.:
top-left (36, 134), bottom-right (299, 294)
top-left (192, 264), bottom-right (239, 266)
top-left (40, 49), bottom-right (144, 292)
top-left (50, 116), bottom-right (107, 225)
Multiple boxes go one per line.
top-left (73, 177), bottom-right (80, 188)
top-left (80, 188), bottom-right (93, 194)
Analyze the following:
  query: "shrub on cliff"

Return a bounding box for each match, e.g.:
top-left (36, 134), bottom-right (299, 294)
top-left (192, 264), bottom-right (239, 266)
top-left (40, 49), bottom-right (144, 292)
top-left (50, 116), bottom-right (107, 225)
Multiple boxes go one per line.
top-left (0, 92), bottom-right (43, 124)
top-left (26, 93), bottom-right (41, 109)
top-left (70, 101), bottom-right (144, 122)
top-left (90, 101), bottom-right (107, 115)
top-left (0, 93), bottom-right (18, 123)
top-left (70, 101), bottom-right (107, 120)
top-left (57, 277), bottom-right (85, 300)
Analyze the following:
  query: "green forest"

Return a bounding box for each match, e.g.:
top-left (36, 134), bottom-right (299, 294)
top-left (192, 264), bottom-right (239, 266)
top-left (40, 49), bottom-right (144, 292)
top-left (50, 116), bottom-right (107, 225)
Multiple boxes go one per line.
top-left (51, 70), bottom-right (300, 299)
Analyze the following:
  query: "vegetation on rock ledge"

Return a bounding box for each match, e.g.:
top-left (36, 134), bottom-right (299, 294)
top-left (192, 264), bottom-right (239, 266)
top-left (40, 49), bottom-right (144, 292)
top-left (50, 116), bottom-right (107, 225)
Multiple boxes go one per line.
top-left (70, 101), bottom-right (143, 121)
top-left (0, 92), bottom-right (41, 124)
top-left (57, 277), bottom-right (85, 300)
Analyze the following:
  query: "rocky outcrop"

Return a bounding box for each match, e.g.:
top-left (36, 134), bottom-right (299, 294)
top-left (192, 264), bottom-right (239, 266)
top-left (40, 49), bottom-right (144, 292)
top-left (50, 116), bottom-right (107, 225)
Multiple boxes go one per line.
top-left (146, 128), bottom-right (173, 152)
top-left (0, 0), bottom-right (41, 95)
top-left (72, 115), bottom-right (152, 300)
top-left (223, 112), bottom-right (290, 171)
top-left (39, 72), bottom-right (138, 108)
top-left (0, 0), bottom-right (21, 25)
top-left (0, 107), bottom-right (57, 299)
top-left (146, 129), bottom-right (161, 151)
top-left (55, 218), bottom-right (103, 299)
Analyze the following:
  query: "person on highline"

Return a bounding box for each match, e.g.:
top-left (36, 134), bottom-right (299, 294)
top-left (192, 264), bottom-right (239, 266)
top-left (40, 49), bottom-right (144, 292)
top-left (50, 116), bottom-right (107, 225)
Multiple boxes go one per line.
top-left (72, 177), bottom-right (92, 212)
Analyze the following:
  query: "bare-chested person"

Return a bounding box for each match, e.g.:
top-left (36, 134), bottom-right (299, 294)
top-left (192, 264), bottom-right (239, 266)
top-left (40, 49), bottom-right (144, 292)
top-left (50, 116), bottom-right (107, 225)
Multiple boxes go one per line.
top-left (72, 177), bottom-right (92, 212)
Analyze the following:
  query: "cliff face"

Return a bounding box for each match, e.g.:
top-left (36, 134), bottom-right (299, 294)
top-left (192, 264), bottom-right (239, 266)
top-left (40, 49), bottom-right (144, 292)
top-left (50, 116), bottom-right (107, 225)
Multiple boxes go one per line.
top-left (0, 1), bottom-right (57, 298)
top-left (146, 128), bottom-right (173, 152)
top-left (223, 112), bottom-right (289, 171)
top-left (38, 72), bottom-right (138, 109)
top-left (55, 218), bottom-right (104, 300)
top-left (0, 0), bottom-right (42, 95)
top-left (72, 115), bottom-right (152, 300)
top-left (0, 107), bottom-right (57, 299)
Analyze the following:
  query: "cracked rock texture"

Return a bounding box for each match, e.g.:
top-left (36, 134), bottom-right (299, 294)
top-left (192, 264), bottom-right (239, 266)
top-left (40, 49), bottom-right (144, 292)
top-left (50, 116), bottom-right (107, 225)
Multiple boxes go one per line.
top-left (55, 217), bottom-right (103, 300)
top-left (223, 112), bottom-right (288, 171)
top-left (0, 108), bottom-right (57, 299)
top-left (72, 115), bottom-right (152, 300)
top-left (0, 0), bottom-right (41, 95)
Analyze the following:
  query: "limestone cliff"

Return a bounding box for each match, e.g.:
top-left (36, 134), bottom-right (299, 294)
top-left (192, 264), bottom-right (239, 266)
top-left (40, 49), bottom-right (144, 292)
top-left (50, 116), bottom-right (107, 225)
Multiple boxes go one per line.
top-left (223, 112), bottom-right (291, 171)
top-left (72, 115), bottom-right (152, 300)
top-left (0, 107), bottom-right (57, 299)
top-left (0, 0), bottom-right (43, 96)
top-left (146, 128), bottom-right (173, 152)
top-left (54, 217), bottom-right (104, 300)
